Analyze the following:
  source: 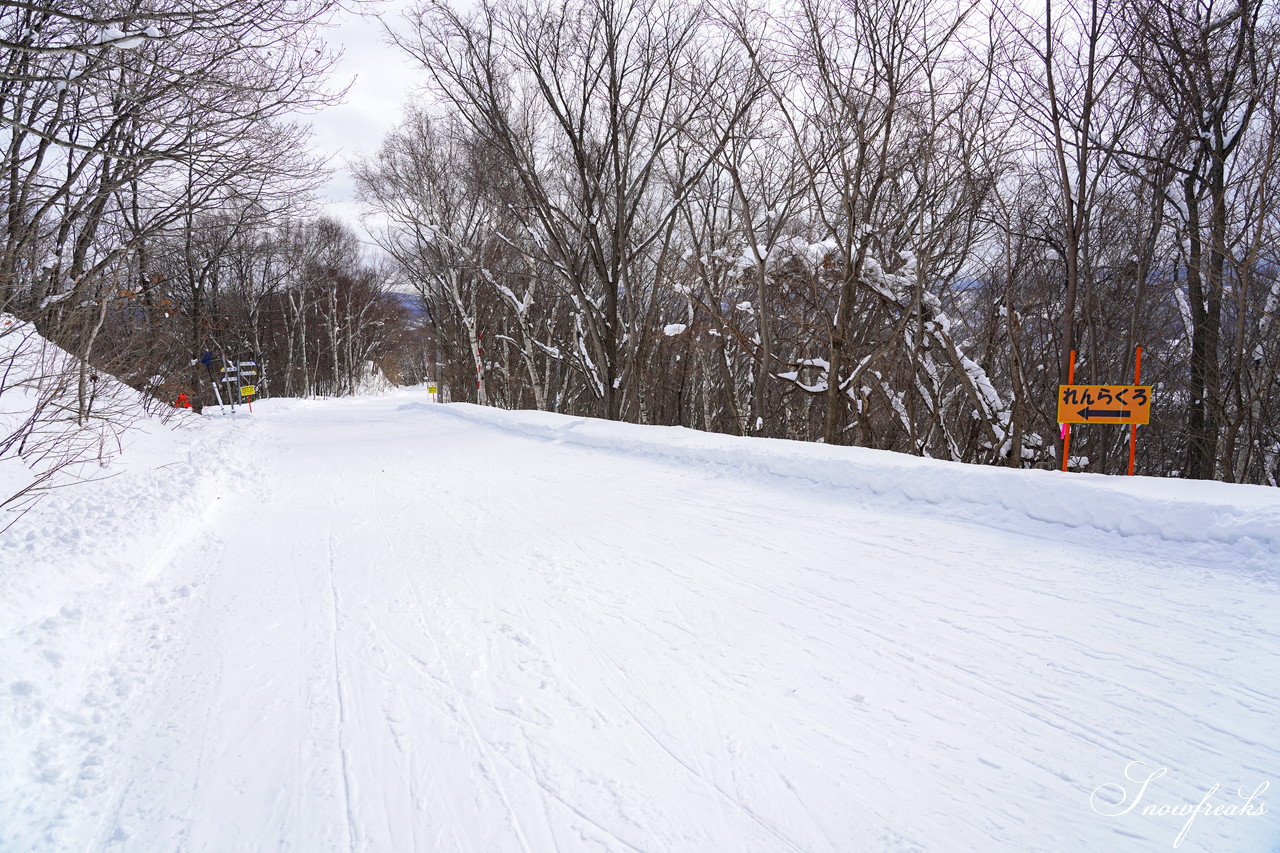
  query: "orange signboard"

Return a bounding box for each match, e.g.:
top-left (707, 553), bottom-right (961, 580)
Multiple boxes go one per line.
top-left (1057, 385), bottom-right (1151, 425)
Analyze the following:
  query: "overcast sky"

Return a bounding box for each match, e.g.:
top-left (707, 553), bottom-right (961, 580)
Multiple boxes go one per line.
top-left (308, 1), bottom-right (426, 244)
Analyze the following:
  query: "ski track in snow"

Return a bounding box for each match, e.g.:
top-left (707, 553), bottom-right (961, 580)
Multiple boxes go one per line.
top-left (2, 389), bottom-right (1278, 852)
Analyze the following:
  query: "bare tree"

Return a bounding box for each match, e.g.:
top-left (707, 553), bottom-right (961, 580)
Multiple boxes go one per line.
top-left (397, 0), bottom-right (753, 419)
top-left (1119, 0), bottom-right (1277, 479)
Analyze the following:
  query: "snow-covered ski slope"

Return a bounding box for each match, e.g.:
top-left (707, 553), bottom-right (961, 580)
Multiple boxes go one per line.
top-left (2, 388), bottom-right (1277, 853)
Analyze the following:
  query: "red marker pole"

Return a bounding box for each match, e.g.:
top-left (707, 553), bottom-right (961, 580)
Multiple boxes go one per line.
top-left (1128, 346), bottom-right (1142, 476)
top-left (1061, 349), bottom-right (1077, 473)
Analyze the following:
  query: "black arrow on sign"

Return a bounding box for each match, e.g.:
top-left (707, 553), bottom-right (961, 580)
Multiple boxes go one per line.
top-left (1078, 406), bottom-right (1131, 420)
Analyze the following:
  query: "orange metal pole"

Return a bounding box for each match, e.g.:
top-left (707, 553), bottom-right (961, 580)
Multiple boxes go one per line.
top-left (1128, 346), bottom-right (1143, 476)
top-left (1061, 349), bottom-right (1077, 472)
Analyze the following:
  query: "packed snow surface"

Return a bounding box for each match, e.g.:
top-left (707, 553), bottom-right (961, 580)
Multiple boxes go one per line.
top-left (2, 388), bottom-right (1277, 852)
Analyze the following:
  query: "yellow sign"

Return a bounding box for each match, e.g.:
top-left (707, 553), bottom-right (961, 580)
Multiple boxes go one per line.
top-left (428, 385), bottom-right (438, 394)
top-left (240, 385), bottom-right (256, 397)
top-left (1057, 385), bottom-right (1151, 425)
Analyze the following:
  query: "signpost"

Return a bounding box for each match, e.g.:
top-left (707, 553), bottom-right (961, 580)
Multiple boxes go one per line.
top-left (189, 350), bottom-right (262, 414)
top-left (1058, 347), bottom-right (1150, 475)
top-left (1056, 385), bottom-right (1151, 425)
top-left (216, 358), bottom-right (261, 413)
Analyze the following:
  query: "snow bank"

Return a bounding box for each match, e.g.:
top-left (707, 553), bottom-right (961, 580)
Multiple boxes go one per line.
top-left (0, 315), bottom-right (177, 518)
top-left (0, 413), bottom-right (255, 842)
top-left (422, 403), bottom-right (1280, 569)
top-left (0, 317), bottom-right (254, 627)
top-left (0, 318), bottom-right (253, 837)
